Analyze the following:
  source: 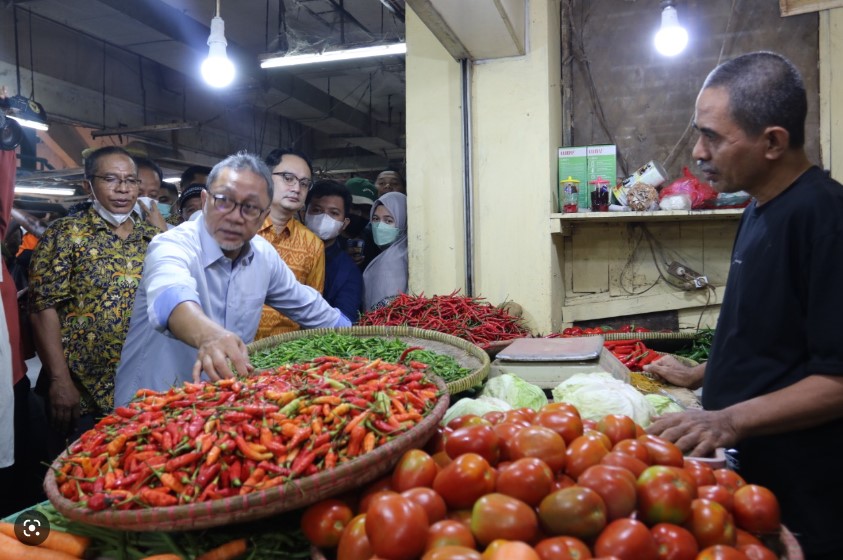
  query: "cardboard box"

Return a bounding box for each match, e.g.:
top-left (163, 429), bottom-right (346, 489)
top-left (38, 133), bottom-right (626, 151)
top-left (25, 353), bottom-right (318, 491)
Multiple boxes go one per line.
top-left (587, 144), bottom-right (617, 208)
top-left (557, 146), bottom-right (587, 212)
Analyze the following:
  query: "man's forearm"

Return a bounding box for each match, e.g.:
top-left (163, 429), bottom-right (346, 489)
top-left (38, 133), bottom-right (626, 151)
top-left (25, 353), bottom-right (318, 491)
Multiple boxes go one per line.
top-left (723, 374), bottom-right (843, 440)
top-left (166, 300), bottom-right (228, 349)
top-left (30, 308), bottom-right (71, 380)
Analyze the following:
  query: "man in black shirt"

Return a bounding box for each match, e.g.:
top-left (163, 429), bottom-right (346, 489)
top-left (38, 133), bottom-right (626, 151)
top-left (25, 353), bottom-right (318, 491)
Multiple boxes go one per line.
top-left (646, 52), bottom-right (843, 560)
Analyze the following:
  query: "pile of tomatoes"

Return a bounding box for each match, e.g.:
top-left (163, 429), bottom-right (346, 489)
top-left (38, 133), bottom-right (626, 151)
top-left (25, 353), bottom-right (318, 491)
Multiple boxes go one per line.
top-left (299, 403), bottom-right (787, 560)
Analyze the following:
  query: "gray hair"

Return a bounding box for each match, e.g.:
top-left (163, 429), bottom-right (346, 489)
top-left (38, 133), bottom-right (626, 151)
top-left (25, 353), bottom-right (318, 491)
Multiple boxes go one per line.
top-left (703, 51), bottom-right (806, 149)
top-left (207, 151), bottom-right (274, 203)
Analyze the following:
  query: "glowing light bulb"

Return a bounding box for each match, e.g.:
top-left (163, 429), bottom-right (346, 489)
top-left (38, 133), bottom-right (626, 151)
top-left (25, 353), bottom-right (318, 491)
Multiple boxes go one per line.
top-left (202, 16), bottom-right (235, 87)
top-left (654, 5), bottom-right (688, 57)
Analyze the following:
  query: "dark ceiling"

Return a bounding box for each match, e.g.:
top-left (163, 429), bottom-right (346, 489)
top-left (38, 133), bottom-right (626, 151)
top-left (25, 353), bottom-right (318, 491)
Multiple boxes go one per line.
top-left (1, 0), bottom-right (407, 176)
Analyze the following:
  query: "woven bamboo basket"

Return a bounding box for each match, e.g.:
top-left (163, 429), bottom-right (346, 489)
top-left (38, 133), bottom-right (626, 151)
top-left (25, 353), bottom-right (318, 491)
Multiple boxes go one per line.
top-left (247, 326), bottom-right (490, 394)
top-left (44, 376), bottom-right (450, 532)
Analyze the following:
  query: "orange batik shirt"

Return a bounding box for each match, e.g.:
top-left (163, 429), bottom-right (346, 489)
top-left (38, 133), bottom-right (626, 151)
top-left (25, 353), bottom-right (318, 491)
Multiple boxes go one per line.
top-left (255, 217), bottom-right (325, 339)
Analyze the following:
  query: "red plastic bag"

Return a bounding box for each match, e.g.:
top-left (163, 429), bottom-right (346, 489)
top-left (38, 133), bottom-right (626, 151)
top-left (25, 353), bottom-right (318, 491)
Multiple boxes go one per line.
top-left (659, 167), bottom-right (717, 209)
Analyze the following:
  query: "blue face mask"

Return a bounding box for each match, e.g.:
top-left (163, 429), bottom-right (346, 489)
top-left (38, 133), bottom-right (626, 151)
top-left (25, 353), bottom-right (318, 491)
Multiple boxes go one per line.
top-left (157, 202), bottom-right (172, 218)
top-left (372, 221), bottom-right (400, 247)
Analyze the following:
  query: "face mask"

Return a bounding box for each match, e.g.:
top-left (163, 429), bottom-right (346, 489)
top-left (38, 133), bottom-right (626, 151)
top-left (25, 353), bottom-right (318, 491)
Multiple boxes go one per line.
top-left (305, 212), bottom-right (344, 241)
top-left (344, 214), bottom-right (368, 238)
top-left (157, 202), bottom-right (172, 218)
top-left (92, 191), bottom-right (133, 227)
top-left (372, 221), bottom-right (400, 247)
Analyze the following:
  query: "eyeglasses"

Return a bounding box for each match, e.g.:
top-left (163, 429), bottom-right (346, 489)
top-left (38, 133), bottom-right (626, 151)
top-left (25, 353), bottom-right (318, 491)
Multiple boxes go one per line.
top-left (272, 171), bottom-right (312, 190)
top-left (209, 193), bottom-right (269, 220)
top-left (90, 174), bottom-right (141, 189)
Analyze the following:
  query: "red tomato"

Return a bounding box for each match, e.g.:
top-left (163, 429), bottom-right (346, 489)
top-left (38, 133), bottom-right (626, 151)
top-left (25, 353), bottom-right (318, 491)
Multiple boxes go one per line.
top-left (738, 543), bottom-right (778, 560)
top-left (483, 410), bottom-right (506, 425)
top-left (734, 529), bottom-right (762, 549)
top-left (300, 498), bottom-right (354, 548)
top-left (582, 418), bottom-right (598, 431)
top-left (493, 422), bottom-right (525, 462)
top-left (731, 485), bottom-right (780, 535)
top-left (593, 518), bottom-right (658, 560)
top-left (471, 492), bottom-right (539, 546)
top-left (698, 485), bottom-right (734, 512)
top-left (358, 476), bottom-right (393, 509)
top-left (482, 540), bottom-right (541, 560)
top-left (612, 439), bottom-right (653, 464)
top-left (596, 414), bottom-right (639, 446)
top-left (513, 407), bottom-right (538, 423)
top-left (402, 487), bottom-right (448, 524)
top-left (433, 451), bottom-right (453, 469)
top-left (496, 457), bottom-right (555, 507)
top-left (534, 536), bottom-right (593, 560)
top-left (541, 402), bottom-right (581, 416)
top-left (433, 453), bottom-right (497, 509)
top-left (337, 513), bottom-right (372, 560)
top-left (393, 449), bottom-right (439, 491)
top-left (445, 423), bottom-right (501, 465)
top-left (446, 414), bottom-right (492, 431)
top-left (582, 429), bottom-right (613, 450)
top-left (358, 490), bottom-right (398, 517)
top-left (427, 428), bottom-right (447, 455)
top-left (365, 493), bottom-right (429, 560)
top-left (423, 545), bottom-right (483, 560)
top-left (501, 410), bottom-right (535, 427)
top-left (683, 459), bottom-right (717, 487)
top-left (637, 434), bottom-right (684, 467)
top-left (577, 464), bottom-right (638, 521)
top-left (695, 545), bottom-right (749, 560)
top-left (426, 520), bottom-right (477, 551)
top-left (565, 434), bottom-right (610, 479)
top-left (536, 409), bottom-right (584, 445)
top-left (636, 465), bottom-right (697, 526)
top-left (510, 426), bottom-right (568, 473)
top-left (650, 523), bottom-right (698, 560)
top-left (601, 451), bottom-right (649, 478)
top-left (684, 498), bottom-right (736, 549)
top-left (538, 486), bottom-right (607, 541)
top-left (551, 473), bottom-right (577, 492)
top-left (712, 469), bottom-right (746, 493)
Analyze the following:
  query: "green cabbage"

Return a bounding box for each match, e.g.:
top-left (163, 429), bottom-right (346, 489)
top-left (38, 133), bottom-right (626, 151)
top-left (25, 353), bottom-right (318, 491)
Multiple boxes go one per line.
top-left (442, 396), bottom-right (512, 426)
top-left (480, 374), bottom-right (548, 411)
top-left (551, 372), bottom-right (656, 426)
top-left (645, 393), bottom-right (685, 415)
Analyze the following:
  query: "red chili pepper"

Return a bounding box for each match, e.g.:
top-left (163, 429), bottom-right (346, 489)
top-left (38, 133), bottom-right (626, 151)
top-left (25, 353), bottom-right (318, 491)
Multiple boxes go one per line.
top-left (164, 451), bottom-right (203, 473)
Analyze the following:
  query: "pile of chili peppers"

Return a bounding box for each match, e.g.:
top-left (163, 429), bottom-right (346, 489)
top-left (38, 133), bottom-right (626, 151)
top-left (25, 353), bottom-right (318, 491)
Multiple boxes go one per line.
top-left (358, 292), bottom-right (531, 348)
top-left (548, 324), bottom-right (654, 337)
top-left (603, 339), bottom-right (662, 371)
top-left (53, 357), bottom-right (440, 511)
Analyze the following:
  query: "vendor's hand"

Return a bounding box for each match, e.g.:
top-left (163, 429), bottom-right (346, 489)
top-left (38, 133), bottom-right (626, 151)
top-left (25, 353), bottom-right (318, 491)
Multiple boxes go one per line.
top-left (647, 408), bottom-right (737, 459)
top-left (137, 198), bottom-right (168, 232)
top-left (48, 374), bottom-right (81, 435)
top-left (643, 354), bottom-right (703, 389)
top-left (191, 330), bottom-right (254, 383)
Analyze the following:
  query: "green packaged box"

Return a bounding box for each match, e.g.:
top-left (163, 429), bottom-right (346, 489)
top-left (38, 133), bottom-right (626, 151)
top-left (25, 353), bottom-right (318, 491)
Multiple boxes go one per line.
top-left (587, 145), bottom-right (617, 208)
top-left (557, 146), bottom-right (587, 212)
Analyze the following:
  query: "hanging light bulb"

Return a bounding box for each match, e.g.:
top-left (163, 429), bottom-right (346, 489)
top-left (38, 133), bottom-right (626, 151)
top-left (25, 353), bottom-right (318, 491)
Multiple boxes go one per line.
top-left (201, 1), bottom-right (235, 88)
top-left (654, 1), bottom-right (688, 57)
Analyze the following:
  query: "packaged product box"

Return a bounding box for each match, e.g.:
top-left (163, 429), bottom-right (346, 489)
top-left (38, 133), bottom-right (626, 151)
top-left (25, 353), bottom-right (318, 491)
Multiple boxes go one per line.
top-left (587, 145), bottom-right (618, 208)
top-left (557, 146), bottom-right (587, 212)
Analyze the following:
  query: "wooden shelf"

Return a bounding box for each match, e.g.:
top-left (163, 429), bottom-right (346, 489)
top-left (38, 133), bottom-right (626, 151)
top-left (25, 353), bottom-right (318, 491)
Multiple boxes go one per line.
top-left (551, 208), bottom-right (745, 235)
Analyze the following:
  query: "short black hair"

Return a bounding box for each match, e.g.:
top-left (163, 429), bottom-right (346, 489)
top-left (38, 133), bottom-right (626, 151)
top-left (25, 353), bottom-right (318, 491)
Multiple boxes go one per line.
top-left (180, 165), bottom-right (212, 188)
top-left (133, 156), bottom-right (163, 183)
top-left (264, 148), bottom-right (313, 176)
top-left (305, 179), bottom-right (353, 217)
top-left (84, 146), bottom-right (135, 179)
top-left (703, 51), bottom-right (807, 148)
top-left (161, 182), bottom-right (178, 198)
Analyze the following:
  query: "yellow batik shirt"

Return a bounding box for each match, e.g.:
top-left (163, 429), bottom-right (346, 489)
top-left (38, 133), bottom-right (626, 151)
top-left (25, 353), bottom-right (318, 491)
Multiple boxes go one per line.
top-left (255, 217), bottom-right (325, 339)
top-left (28, 207), bottom-right (159, 414)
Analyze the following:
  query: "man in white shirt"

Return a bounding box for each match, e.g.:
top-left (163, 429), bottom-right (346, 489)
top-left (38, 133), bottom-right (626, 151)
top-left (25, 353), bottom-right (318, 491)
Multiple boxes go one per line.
top-left (114, 152), bottom-right (351, 406)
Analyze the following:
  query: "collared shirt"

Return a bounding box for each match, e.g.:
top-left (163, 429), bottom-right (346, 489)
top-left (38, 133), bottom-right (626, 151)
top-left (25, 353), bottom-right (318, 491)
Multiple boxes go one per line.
top-left (28, 206), bottom-right (159, 414)
top-left (255, 216), bottom-right (325, 339)
top-left (324, 239), bottom-right (363, 323)
top-left (114, 214), bottom-right (345, 407)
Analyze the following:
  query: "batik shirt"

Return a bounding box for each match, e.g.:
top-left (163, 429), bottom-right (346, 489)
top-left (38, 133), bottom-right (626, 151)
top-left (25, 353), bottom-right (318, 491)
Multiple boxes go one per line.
top-left (255, 217), bottom-right (325, 339)
top-left (28, 207), bottom-right (158, 414)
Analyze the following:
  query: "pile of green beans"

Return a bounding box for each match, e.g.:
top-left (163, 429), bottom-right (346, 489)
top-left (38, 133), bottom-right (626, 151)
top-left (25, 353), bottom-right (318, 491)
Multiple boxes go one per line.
top-left (251, 333), bottom-right (472, 383)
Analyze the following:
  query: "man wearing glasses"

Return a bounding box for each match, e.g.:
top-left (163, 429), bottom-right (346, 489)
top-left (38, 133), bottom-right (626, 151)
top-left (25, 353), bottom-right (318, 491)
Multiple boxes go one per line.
top-left (114, 152), bottom-right (351, 407)
top-left (29, 146), bottom-right (160, 452)
top-left (254, 148), bottom-right (326, 339)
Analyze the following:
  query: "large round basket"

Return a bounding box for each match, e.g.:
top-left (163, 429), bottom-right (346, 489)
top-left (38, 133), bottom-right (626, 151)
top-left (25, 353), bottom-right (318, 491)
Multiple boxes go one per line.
top-left (44, 377), bottom-right (449, 532)
top-left (247, 326), bottom-right (490, 394)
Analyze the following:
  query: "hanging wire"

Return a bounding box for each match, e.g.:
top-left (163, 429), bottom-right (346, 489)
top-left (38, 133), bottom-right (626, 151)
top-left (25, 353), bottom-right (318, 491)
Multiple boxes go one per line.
top-left (27, 7), bottom-right (35, 98)
top-left (13, 6), bottom-right (21, 94)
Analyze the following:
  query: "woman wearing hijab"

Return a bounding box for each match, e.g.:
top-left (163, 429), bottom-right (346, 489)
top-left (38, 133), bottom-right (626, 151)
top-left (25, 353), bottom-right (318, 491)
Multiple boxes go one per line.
top-left (362, 192), bottom-right (408, 311)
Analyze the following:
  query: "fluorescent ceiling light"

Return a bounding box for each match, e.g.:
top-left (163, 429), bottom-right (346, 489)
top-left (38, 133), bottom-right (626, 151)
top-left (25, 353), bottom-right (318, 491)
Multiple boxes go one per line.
top-left (260, 43), bottom-right (407, 69)
top-left (15, 186), bottom-right (77, 196)
top-left (163, 177), bottom-right (181, 184)
top-left (6, 95), bottom-right (49, 131)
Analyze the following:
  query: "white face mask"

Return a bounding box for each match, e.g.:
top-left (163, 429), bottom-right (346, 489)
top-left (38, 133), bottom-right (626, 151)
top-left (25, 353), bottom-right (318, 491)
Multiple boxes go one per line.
top-left (305, 212), bottom-right (344, 241)
top-left (92, 191), bottom-right (134, 227)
